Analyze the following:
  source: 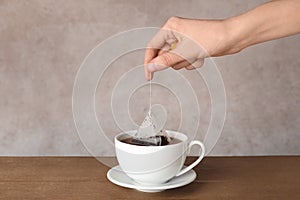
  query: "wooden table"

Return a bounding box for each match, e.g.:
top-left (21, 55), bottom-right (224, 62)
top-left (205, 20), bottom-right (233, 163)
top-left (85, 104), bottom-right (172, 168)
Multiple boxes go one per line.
top-left (0, 157), bottom-right (299, 199)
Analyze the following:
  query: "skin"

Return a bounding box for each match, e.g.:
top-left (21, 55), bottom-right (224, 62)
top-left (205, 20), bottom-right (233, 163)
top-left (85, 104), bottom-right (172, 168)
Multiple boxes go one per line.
top-left (144, 0), bottom-right (300, 80)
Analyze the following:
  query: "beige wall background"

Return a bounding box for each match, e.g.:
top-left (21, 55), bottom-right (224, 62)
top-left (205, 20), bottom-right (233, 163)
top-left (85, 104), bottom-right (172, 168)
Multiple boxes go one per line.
top-left (0, 0), bottom-right (299, 156)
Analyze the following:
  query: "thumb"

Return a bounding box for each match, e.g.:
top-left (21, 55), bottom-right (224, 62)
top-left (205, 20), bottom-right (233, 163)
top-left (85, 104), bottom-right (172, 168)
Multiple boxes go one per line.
top-left (147, 51), bottom-right (184, 72)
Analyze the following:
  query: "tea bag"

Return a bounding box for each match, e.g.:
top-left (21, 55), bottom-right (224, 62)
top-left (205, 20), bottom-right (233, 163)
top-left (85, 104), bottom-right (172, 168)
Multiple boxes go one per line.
top-left (134, 106), bottom-right (170, 146)
top-left (136, 110), bottom-right (157, 138)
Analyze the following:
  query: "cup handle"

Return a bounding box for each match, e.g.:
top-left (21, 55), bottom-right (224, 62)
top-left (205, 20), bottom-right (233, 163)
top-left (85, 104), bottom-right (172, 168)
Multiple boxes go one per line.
top-left (176, 140), bottom-right (205, 177)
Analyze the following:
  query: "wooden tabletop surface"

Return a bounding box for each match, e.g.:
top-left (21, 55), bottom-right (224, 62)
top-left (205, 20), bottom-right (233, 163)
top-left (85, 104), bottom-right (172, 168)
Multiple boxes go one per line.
top-left (0, 156), bottom-right (299, 199)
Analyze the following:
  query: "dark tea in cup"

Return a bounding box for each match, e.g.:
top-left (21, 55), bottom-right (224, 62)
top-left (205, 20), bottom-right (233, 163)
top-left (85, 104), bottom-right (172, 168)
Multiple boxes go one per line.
top-left (121, 135), bottom-right (182, 146)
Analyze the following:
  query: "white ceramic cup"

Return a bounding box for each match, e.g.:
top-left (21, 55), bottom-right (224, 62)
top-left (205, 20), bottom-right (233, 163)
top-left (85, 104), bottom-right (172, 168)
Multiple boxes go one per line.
top-left (115, 130), bottom-right (205, 185)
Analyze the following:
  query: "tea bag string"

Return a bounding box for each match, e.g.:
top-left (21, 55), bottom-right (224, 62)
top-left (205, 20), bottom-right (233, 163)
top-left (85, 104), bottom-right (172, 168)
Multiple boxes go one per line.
top-left (146, 0), bottom-right (152, 115)
top-left (147, 0), bottom-right (151, 114)
top-left (149, 74), bottom-right (152, 114)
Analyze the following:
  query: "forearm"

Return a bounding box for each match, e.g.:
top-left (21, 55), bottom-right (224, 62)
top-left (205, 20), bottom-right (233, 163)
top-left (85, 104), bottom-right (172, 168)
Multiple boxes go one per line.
top-left (226, 0), bottom-right (300, 53)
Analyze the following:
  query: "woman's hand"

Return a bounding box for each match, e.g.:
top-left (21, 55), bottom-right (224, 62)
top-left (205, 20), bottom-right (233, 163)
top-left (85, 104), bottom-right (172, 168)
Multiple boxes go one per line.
top-left (144, 17), bottom-right (236, 80)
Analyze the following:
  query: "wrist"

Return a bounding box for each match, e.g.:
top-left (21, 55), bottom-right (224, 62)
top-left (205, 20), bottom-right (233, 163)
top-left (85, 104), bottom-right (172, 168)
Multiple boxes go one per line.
top-left (223, 16), bottom-right (250, 54)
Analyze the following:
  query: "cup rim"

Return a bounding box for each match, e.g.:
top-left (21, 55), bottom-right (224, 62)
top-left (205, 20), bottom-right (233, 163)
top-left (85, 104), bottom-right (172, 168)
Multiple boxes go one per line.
top-left (115, 130), bottom-right (187, 147)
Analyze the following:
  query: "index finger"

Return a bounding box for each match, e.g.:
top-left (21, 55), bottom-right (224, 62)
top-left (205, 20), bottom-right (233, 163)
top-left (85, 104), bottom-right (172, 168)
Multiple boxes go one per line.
top-left (144, 29), bottom-right (171, 80)
top-left (144, 47), bottom-right (157, 80)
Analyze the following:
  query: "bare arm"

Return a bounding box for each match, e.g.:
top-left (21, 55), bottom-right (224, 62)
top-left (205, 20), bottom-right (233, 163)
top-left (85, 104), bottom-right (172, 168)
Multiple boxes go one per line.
top-left (227, 0), bottom-right (300, 54)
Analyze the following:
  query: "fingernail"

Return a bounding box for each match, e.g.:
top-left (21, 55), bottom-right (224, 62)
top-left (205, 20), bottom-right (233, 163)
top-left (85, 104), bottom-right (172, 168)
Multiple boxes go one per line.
top-left (147, 63), bottom-right (156, 72)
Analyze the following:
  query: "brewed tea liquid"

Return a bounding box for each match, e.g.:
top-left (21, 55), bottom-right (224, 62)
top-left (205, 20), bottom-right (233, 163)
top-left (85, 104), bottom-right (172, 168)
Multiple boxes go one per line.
top-left (121, 136), bottom-right (181, 146)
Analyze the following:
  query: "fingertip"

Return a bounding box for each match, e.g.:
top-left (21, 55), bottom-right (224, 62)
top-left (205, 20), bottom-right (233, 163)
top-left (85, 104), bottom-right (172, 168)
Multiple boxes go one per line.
top-left (147, 63), bottom-right (156, 73)
top-left (144, 65), bottom-right (153, 81)
top-left (145, 72), bottom-right (153, 81)
top-left (144, 72), bottom-right (150, 81)
top-left (149, 72), bottom-right (154, 80)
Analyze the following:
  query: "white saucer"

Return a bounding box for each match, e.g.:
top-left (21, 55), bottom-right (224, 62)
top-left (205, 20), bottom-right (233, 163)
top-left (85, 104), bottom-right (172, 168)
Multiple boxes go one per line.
top-left (107, 165), bottom-right (196, 193)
